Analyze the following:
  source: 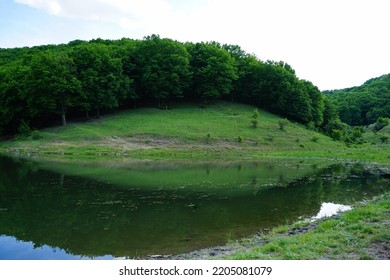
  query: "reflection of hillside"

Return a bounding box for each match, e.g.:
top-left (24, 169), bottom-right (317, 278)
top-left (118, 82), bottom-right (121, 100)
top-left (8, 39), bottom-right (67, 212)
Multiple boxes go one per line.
top-left (32, 158), bottom-right (332, 191)
top-left (0, 156), bottom-right (388, 259)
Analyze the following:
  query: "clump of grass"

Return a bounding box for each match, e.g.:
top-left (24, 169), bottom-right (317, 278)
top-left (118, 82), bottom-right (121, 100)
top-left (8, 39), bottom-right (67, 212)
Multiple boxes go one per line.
top-left (206, 133), bottom-right (212, 143)
top-left (237, 135), bottom-right (244, 143)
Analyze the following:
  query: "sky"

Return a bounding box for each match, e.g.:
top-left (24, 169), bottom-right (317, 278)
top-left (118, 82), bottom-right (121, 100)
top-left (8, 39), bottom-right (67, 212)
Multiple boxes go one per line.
top-left (0, 0), bottom-right (389, 90)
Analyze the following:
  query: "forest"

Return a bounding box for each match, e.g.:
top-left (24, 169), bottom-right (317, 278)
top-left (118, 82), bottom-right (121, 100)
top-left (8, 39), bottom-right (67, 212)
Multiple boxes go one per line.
top-left (324, 74), bottom-right (390, 126)
top-left (0, 34), bottom-right (380, 140)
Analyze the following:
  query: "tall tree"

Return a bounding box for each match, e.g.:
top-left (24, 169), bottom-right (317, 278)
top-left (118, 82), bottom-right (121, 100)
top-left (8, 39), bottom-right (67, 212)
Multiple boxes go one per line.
top-left (24, 51), bottom-right (81, 126)
top-left (134, 35), bottom-right (191, 108)
top-left (188, 42), bottom-right (238, 102)
top-left (0, 61), bottom-right (29, 133)
top-left (71, 43), bottom-right (126, 117)
top-left (301, 80), bottom-right (324, 126)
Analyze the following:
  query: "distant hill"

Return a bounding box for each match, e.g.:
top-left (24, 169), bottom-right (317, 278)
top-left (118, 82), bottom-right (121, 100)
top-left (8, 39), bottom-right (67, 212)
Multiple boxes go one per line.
top-left (324, 74), bottom-right (390, 126)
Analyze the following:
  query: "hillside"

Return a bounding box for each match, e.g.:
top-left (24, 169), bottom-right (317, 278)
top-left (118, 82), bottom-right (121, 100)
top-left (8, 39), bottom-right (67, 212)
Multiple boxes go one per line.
top-left (1, 102), bottom-right (388, 162)
top-left (0, 36), bottom-right (328, 136)
top-left (324, 74), bottom-right (390, 126)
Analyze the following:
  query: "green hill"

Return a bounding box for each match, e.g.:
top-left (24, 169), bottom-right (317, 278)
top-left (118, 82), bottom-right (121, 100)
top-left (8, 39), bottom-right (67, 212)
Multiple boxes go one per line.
top-left (324, 74), bottom-right (390, 126)
top-left (0, 102), bottom-right (388, 162)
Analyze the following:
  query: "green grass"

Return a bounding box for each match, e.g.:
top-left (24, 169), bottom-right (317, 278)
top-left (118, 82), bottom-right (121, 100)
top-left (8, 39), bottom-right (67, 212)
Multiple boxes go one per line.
top-left (0, 102), bottom-right (389, 162)
top-left (228, 194), bottom-right (390, 260)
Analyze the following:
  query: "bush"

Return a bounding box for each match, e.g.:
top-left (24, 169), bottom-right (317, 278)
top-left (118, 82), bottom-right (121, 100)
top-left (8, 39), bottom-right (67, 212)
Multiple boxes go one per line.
top-left (278, 119), bottom-right (288, 130)
top-left (31, 130), bottom-right (44, 140)
top-left (350, 126), bottom-right (364, 142)
top-left (17, 120), bottom-right (32, 137)
top-left (311, 136), bottom-right (320, 142)
top-left (251, 109), bottom-right (260, 128)
top-left (379, 135), bottom-right (388, 144)
top-left (206, 133), bottom-right (212, 143)
top-left (374, 117), bottom-right (389, 132)
top-left (237, 135), bottom-right (244, 143)
top-left (331, 129), bottom-right (343, 141)
top-left (251, 119), bottom-right (259, 128)
top-left (306, 121), bottom-right (315, 130)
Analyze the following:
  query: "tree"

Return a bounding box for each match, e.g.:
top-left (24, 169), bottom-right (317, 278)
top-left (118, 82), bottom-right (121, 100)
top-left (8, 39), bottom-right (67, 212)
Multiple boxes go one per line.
top-left (270, 64), bottom-right (311, 123)
top-left (188, 42), bottom-right (238, 102)
top-left (24, 51), bottom-right (81, 126)
top-left (134, 35), bottom-right (191, 108)
top-left (0, 61), bottom-right (29, 133)
top-left (321, 97), bottom-right (339, 131)
top-left (301, 80), bottom-right (324, 126)
top-left (71, 43), bottom-right (126, 118)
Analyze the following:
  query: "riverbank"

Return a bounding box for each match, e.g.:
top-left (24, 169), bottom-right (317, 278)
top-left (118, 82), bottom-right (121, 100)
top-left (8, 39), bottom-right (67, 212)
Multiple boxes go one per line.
top-left (153, 193), bottom-right (390, 260)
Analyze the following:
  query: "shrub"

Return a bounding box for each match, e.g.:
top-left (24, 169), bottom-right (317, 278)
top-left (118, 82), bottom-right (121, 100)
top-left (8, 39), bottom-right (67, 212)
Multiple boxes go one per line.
top-left (374, 117), bottom-right (389, 132)
top-left (379, 135), bottom-right (388, 144)
top-left (311, 136), bottom-right (320, 142)
top-left (251, 109), bottom-right (260, 128)
top-left (251, 119), bottom-right (259, 128)
top-left (17, 120), bottom-right (32, 137)
top-left (331, 129), bottom-right (343, 141)
top-left (278, 119), bottom-right (288, 130)
top-left (306, 121), bottom-right (315, 130)
top-left (237, 135), bottom-right (244, 143)
top-left (31, 130), bottom-right (44, 140)
top-left (206, 133), bottom-right (212, 143)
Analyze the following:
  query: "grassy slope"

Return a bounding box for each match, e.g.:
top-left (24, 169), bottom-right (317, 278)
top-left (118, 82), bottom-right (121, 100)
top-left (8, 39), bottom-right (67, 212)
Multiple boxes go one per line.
top-left (0, 102), bottom-right (389, 162)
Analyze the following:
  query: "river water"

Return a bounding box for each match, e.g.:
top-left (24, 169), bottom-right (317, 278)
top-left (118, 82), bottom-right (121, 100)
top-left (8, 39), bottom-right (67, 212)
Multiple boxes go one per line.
top-left (0, 156), bottom-right (388, 259)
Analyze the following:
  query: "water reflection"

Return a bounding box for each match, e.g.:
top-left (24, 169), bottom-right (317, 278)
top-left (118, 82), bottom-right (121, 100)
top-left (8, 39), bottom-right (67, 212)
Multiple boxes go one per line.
top-left (311, 203), bottom-right (352, 220)
top-left (0, 235), bottom-right (113, 260)
top-left (0, 156), bottom-right (389, 259)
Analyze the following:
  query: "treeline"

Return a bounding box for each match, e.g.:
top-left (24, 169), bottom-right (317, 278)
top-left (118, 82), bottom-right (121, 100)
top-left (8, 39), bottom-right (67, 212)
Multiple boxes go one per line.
top-left (0, 35), bottom-right (337, 135)
top-left (324, 74), bottom-right (390, 126)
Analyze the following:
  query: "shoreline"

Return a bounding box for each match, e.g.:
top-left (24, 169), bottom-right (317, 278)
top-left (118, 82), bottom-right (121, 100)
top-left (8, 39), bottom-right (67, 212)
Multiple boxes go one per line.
top-left (146, 194), bottom-right (390, 260)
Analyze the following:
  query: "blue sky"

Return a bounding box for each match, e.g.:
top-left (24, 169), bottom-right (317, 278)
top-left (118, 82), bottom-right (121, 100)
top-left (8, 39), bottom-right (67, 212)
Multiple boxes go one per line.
top-left (1, 0), bottom-right (389, 90)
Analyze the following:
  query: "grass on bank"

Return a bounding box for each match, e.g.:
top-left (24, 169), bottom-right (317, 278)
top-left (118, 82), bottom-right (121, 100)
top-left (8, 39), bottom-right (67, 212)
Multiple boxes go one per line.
top-left (228, 195), bottom-right (390, 260)
top-left (0, 102), bottom-right (389, 162)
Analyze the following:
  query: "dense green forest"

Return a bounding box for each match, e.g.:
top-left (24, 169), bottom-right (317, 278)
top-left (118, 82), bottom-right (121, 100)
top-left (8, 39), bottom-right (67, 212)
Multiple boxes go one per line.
top-left (324, 74), bottom-right (390, 126)
top-left (0, 35), bottom-right (344, 137)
